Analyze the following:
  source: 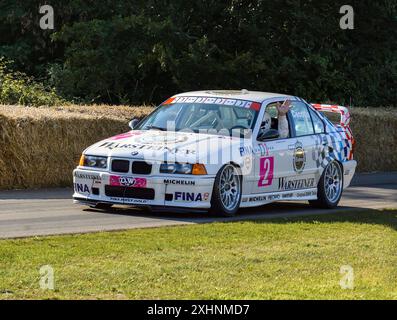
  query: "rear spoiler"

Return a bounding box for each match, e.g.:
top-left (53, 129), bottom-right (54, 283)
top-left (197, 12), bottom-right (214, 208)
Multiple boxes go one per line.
top-left (311, 104), bottom-right (351, 128)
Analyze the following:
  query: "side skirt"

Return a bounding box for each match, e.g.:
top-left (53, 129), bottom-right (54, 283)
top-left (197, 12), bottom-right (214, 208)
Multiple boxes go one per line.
top-left (240, 188), bottom-right (318, 208)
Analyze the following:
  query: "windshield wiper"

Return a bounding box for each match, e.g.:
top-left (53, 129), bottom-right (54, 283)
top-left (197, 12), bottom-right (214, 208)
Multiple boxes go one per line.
top-left (147, 125), bottom-right (167, 131)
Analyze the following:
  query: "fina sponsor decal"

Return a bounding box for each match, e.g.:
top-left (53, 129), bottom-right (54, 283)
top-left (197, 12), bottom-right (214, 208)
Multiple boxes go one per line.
top-left (74, 183), bottom-right (90, 194)
top-left (164, 179), bottom-right (195, 186)
top-left (174, 192), bottom-right (209, 202)
top-left (239, 143), bottom-right (272, 157)
top-left (278, 177), bottom-right (315, 191)
top-left (293, 141), bottom-right (306, 173)
top-left (109, 175), bottom-right (147, 188)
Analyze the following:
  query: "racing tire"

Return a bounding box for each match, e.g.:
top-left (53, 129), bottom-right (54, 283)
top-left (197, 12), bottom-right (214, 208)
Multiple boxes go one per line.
top-left (309, 161), bottom-right (343, 209)
top-left (210, 164), bottom-right (242, 217)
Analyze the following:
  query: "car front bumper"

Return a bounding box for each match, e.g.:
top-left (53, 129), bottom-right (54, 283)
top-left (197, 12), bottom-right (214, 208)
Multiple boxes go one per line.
top-left (72, 169), bottom-right (215, 209)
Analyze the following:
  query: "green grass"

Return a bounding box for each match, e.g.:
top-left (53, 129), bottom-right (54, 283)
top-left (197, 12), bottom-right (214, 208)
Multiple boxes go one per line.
top-left (0, 210), bottom-right (396, 300)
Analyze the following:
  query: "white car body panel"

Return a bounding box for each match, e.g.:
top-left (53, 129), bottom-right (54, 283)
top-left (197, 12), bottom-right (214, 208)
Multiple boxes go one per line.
top-left (73, 90), bottom-right (357, 211)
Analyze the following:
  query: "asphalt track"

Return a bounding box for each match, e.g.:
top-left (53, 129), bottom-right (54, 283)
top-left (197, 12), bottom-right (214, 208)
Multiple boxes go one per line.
top-left (0, 173), bottom-right (396, 239)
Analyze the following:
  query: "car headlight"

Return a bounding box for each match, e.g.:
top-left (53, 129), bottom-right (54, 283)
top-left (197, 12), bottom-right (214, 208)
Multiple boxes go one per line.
top-left (160, 163), bottom-right (207, 175)
top-left (79, 155), bottom-right (107, 169)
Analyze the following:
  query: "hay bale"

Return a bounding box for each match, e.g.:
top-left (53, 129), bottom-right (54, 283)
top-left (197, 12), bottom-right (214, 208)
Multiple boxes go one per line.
top-left (350, 108), bottom-right (397, 172)
top-left (0, 104), bottom-right (153, 189)
top-left (0, 105), bottom-right (395, 190)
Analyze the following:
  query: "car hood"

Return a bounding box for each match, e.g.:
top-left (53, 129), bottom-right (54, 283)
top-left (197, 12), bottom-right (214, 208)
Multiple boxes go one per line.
top-left (84, 130), bottom-right (248, 164)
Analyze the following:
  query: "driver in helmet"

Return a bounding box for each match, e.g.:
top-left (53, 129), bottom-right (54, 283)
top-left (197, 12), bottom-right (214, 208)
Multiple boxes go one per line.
top-left (262, 100), bottom-right (292, 139)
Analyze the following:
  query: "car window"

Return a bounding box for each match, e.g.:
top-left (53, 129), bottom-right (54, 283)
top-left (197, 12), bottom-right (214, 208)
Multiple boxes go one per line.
top-left (308, 107), bottom-right (325, 134)
top-left (290, 102), bottom-right (314, 136)
top-left (233, 108), bottom-right (255, 128)
top-left (136, 102), bottom-right (258, 135)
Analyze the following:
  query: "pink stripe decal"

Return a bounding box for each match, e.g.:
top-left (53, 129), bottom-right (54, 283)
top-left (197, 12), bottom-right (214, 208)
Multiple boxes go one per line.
top-left (110, 131), bottom-right (142, 141)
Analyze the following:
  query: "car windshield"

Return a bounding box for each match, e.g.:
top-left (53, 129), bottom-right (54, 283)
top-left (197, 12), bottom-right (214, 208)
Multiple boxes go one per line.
top-left (136, 101), bottom-right (259, 136)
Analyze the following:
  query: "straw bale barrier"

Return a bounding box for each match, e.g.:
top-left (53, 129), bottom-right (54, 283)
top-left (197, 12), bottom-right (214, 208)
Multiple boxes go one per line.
top-left (0, 105), bottom-right (395, 189)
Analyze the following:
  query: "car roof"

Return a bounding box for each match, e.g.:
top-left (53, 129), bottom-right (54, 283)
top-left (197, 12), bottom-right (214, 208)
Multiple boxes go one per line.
top-left (173, 90), bottom-right (295, 103)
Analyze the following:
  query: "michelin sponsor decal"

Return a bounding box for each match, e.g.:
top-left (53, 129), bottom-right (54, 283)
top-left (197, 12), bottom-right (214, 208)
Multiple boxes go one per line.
top-left (245, 194), bottom-right (281, 203)
top-left (164, 179), bottom-right (195, 186)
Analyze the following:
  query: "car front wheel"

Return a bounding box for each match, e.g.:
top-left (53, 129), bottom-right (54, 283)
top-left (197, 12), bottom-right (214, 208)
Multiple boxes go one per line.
top-left (210, 164), bottom-right (242, 216)
top-left (310, 161), bottom-right (343, 209)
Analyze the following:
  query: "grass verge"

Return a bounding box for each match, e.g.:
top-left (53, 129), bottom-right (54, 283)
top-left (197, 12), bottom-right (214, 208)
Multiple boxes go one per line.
top-left (0, 209), bottom-right (396, 300)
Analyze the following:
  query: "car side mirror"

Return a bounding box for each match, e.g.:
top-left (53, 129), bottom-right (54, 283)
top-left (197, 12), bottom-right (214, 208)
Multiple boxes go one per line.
top-left (128, 119), bottom-right (139, 130)
top-left (258, 128), bottom-right (280, 141)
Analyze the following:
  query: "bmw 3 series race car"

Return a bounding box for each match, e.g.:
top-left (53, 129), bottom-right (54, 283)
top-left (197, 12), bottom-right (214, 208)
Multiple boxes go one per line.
top-left (73, 90), bottom-right (357, 216)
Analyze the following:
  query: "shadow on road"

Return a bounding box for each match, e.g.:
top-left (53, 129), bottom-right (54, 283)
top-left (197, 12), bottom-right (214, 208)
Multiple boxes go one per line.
top-left (83, 201), bottom-right (374, 222)
top-left (84, 203), bottom-right (397, 231)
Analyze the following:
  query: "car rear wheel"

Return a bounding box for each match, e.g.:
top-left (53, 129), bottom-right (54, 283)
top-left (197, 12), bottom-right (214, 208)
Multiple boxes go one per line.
top-left (309, 161), bottom-right (343, 209)
top-left (210, 164), bottom-right (242, 216)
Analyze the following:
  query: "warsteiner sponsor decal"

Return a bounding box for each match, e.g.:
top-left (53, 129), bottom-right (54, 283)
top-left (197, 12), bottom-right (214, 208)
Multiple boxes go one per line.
top-left (110, 175), bottom-right (147, 188)
top-left (98, 141), bottom-right (195, 155)
top-left (164, 179), bottom-right (195, 186)
top-left (74, 172), bottom-right (101, 180)
top-left (293, 141), bottom-right (306, 173)
top-left (278, 178), bottom-right (316, 191)
top-left (174, 192), bottom-right (209, 202)
top-left (278, 177), bottom-right (315, 191)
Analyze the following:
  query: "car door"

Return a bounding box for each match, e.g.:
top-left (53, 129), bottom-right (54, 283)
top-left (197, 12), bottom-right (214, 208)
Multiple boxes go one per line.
top-left (251, 100), bottom-right (319, 195)
top-left (284, 101), bottom-right (319, 188)
top-left (251, 102), bottom-right (295, 195)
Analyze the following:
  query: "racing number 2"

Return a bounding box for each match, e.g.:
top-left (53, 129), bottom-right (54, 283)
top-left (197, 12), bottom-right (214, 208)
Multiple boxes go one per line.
top-left (258, 156), bottom-right (274, 187)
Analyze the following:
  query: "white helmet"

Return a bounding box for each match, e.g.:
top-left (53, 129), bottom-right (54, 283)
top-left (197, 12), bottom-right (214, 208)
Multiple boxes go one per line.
top-left (262, 112), bottom-right (271, 131)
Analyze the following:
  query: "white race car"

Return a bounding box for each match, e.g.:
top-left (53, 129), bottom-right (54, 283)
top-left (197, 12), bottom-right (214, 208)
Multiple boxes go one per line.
top-left (73, 90), bottom-right (356, 216)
